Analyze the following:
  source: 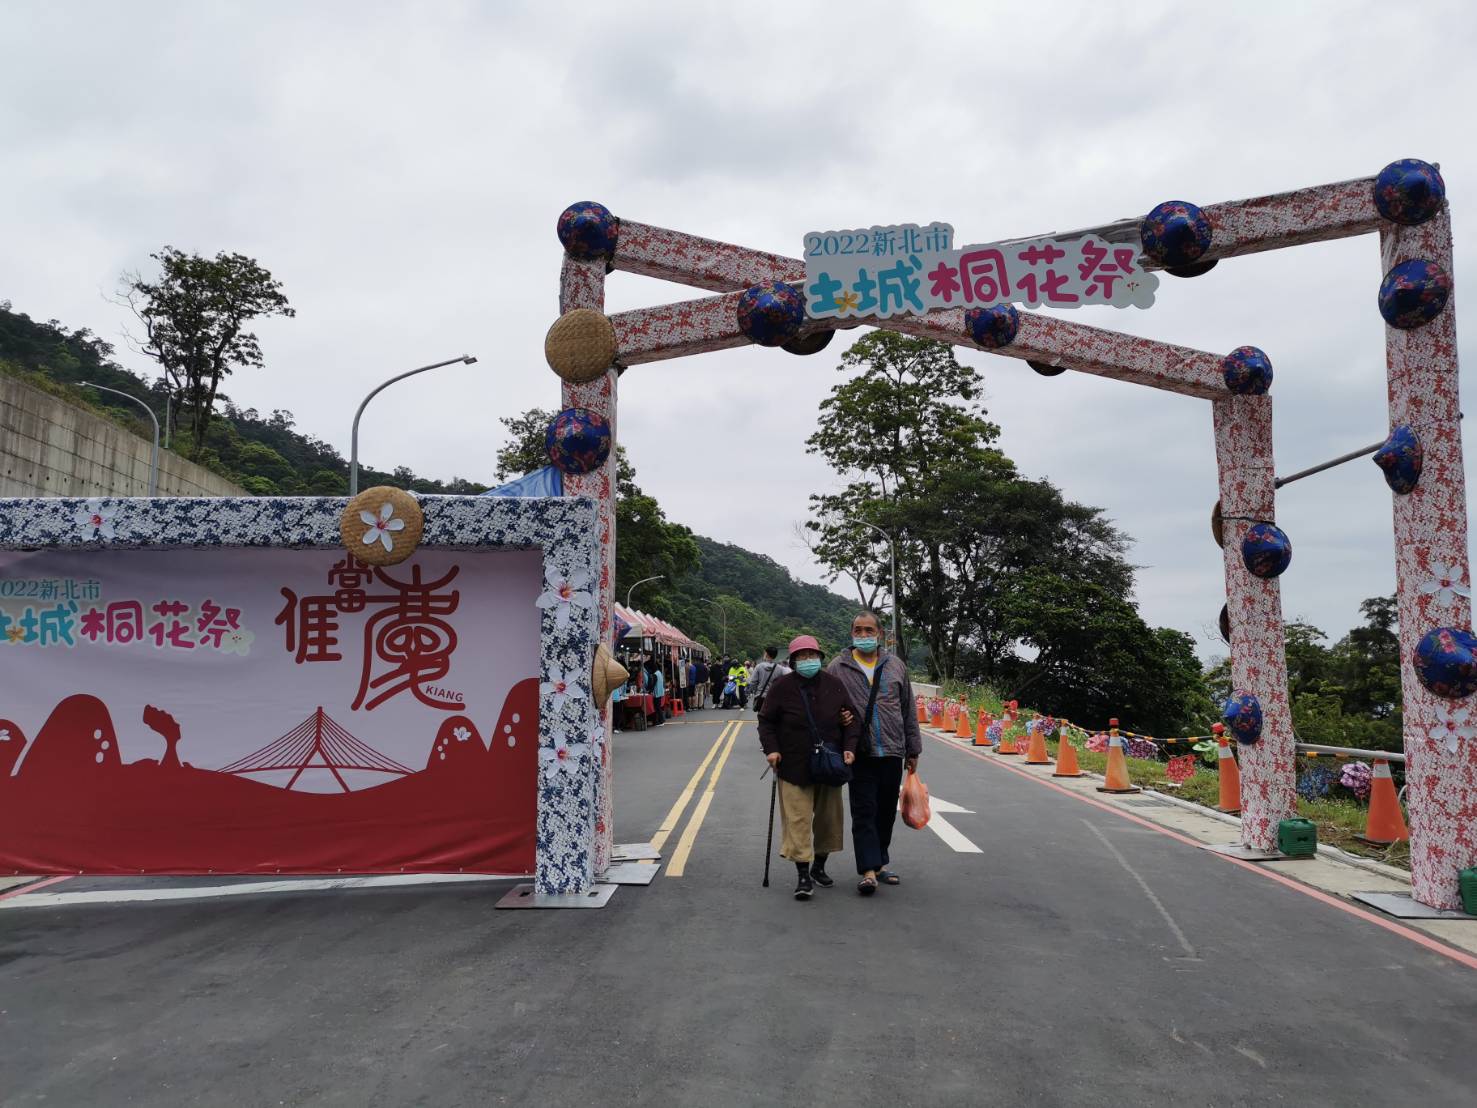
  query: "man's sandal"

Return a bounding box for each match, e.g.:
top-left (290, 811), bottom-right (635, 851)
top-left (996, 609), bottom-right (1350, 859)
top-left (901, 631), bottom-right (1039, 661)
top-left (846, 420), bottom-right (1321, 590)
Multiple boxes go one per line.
top-left (857, 876), bottom-right (878, 896)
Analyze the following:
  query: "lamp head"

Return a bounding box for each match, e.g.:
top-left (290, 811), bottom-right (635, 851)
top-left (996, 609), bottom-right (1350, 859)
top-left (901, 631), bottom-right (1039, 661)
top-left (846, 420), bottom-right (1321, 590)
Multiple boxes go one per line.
top-left (462, 355), bottom-right (478, 365)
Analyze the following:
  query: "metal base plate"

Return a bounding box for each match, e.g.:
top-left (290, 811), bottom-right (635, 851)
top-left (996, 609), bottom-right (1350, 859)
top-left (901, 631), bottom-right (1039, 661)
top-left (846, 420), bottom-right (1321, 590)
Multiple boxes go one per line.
top-left (1096, 786), bottom-right (1143, 795)
top-left (494, 882), bottom-right (618, 909)
top-left (1350, 891), bottom-right (1477, 920)
top-left (613, 842), bottom-right (661, 862)
top-left (1201, 842), bottom-right (1306, 861)
top-left (600, 862), bottom-right (659, 886)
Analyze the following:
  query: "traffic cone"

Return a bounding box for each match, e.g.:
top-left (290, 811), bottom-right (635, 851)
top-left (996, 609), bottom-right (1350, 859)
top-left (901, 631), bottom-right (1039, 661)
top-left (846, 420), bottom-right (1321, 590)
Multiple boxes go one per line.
top-left (1213, 723), bottom-right (1241, 815)
top-left (1358, 758), bottom-right (1409, 845)
top-left (1096, 720), bottom-right (1141, 794)
top-left (974, 710), bottom-right (991, 747)
top-left (1024, 721), bottom-right (1052, 764)
top-left (955, 705), bottom-right (973, 739)
top-left (942, 703), bottom-right (956, 732)
top-left (929, 705), bottom-right (944, 730)
top-left (1053, 721), bottom-right (1083, 777)
top-left (916, 697), bottom-right (926, 724)
top-left (998, 711), bottom-right (1020, 755)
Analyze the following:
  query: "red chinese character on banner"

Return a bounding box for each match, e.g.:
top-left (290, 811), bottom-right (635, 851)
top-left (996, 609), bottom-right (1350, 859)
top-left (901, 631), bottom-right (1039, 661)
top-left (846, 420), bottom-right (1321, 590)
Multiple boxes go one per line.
top-left (1077, 240), bottom-right (1136, 299)
top-left (276, 560), bottom-right (462, 711)
top-left (148, 599), bottom-right (196, 649)
top-left (107, 600), bottom-right (145, 643)
top-left (195, 598), bottom-right (241, 648)
top-left (958, 248), bottom-right (1010, 303)
top-left (79, 606), bottom-right (105, 642)
top-left (927, 260), bottom-right (962, 303)
top-left (1015, 243), bottom-right (1078, 305)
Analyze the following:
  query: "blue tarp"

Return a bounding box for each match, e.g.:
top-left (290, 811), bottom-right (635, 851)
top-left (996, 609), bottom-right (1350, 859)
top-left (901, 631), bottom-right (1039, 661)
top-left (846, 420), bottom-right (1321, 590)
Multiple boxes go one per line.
top-left (481, 466), bottom-right (563, 498)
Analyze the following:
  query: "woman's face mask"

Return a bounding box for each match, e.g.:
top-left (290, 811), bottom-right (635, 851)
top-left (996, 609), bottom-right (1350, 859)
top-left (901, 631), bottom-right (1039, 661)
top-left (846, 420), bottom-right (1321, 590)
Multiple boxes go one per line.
top-left (794, 655), bottom-right (823, 678)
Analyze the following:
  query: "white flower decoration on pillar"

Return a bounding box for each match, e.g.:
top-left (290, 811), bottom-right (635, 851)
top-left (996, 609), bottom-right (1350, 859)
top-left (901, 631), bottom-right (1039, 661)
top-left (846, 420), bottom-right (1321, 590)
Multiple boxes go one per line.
top-left (540, 667), bottom-right (586, 715)
top-left (1419, 561), bottom-right (1471, 608)
top-left (539, 736), bottom-right (590, 777)
top-left (1434, 702), bottom-right (1477, 754)
top-left (535, 569), bottom-right (595, 631)
top-left (73, 500), bottom-right (117, 540)
top-left (360, 501), bottom-right (406, 554)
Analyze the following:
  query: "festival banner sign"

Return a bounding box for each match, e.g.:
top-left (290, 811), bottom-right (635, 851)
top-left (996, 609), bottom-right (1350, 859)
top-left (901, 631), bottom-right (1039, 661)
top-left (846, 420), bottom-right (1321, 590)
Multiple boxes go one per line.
top-left (802, 222), bottom-right (1158, 321)
top-left (0, 547), bottom-right (543, 876)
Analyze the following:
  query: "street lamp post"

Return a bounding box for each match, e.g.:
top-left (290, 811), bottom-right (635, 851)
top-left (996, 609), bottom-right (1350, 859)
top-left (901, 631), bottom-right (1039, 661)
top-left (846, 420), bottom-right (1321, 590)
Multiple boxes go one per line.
top-left (79, 382), bottom-right (159, 496)
top-left (349, 355), bottom-right (478, 495)
top-left (699, 598), bottom-right (728, 658)
top-left (852, 519), bottom-right (900, 655)
top-left (625, 574), bottom-right (664, 610)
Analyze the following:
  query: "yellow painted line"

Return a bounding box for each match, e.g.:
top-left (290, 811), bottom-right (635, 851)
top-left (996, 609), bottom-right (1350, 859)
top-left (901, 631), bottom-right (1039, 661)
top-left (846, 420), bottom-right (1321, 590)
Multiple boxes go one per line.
top-left (649, 721), bottom-right (735, 852)
top-left (666, 722), bottom-right (743, 878)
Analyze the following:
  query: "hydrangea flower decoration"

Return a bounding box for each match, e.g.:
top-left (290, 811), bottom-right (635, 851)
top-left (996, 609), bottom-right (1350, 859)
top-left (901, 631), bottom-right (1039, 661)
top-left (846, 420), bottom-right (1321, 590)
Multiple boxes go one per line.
top-left (73, 499), bottom-right (118, 540)
top-left (1340, 761), bottom-right (1373, 800)
top-left (1419, 561), bottom-right (1470, 608)
top-left (360, 501), bottom-right (405, 554)
top-left (535, 569), bottom-right (595, 631)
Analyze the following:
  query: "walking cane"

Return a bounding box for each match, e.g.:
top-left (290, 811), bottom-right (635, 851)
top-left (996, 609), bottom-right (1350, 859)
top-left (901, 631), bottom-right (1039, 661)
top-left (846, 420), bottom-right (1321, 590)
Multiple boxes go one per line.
top-left (761, 770), bottom-right (777, 887)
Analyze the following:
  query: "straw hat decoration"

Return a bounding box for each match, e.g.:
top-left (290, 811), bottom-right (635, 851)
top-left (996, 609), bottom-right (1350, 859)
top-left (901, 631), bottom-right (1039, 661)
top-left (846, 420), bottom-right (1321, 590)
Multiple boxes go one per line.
top-left (592, 643), bottom-right (629, 707)
top-left (340, 485), bottom-right (424, 567)
top-left (544, 307), bottom-right (617, 384)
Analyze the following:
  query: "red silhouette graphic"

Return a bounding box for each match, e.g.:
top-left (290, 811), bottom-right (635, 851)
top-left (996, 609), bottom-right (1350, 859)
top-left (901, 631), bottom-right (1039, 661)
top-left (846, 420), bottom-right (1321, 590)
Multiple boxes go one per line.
top-left (0, 680), bottom-right (539, 876)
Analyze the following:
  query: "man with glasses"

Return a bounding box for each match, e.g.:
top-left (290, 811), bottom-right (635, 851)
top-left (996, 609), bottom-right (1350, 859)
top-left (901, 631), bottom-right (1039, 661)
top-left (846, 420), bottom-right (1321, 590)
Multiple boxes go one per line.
top-left (828, 610), bottom-right (920, 895)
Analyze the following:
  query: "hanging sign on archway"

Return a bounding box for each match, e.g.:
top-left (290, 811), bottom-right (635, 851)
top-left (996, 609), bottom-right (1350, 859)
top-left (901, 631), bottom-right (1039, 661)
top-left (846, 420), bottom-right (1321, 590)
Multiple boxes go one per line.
top-left (803, 222), bottom-right (1158, 321)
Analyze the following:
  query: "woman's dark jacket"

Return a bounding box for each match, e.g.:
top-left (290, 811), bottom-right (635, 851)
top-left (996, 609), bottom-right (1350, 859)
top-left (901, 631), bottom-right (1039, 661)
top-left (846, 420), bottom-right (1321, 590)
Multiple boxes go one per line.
top-left (756, 670), bottom-right (861, 787)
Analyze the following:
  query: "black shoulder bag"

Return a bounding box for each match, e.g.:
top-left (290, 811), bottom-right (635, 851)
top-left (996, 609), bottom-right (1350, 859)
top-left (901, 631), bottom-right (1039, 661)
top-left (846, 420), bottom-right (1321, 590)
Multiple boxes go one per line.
top-left (799, 684), bottom-right (852, 786)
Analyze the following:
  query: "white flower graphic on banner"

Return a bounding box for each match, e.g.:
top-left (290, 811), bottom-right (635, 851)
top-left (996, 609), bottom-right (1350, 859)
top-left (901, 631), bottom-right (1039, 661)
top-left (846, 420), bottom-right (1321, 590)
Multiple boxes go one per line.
top-left (73, 500), bottom-right (117, 540)
top-left (453, 725), bottom-right (471, 742)
top-left (219, 628), bottom-right (255, 657)
top-left (535, 569), bottom-right (594, 630)
top-left (1434, 702), bottom-right (1477, 754)
top-left (539, 736), bottom-right (590, 778)
top-left (1419, 562), bottom-right (1471, 608)
top-left (359, 501), bottom-right (406, 554)
top-left (540, 667), bottom-right (585, 714)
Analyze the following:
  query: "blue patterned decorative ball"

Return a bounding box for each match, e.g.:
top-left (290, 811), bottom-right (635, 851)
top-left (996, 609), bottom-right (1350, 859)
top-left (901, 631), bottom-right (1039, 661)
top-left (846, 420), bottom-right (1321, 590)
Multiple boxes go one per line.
top-left (736, 282), bottom-right (806, 347)
top-left (965, 304), bottom-right (1019, 349)
top-left (1374, 159), bottom-right (1446, 226)
top-left (1378, 259), bottom-right (1452, 329)
top-left (1415, 627), bottom-right (1477, 699)
top-left (1222, 346), bottom-right (1274, 395)
top-left (545, 408), bottom-right (611, 475)
top-left (1140, 201), bottom-right (1212, 268)
top-left (1222, 693), bottom-right (1263, 745)
top-left (1241, 522), bottom-right (1292, 579)
top-left (1373, 424), bottom-right (1423, 495)
top-left (557, 201), bottom-right (619, 261)
top-left (782, 329), bottom-right (835, 356)
top-left (1028, 359), bottom-right (1066, 376)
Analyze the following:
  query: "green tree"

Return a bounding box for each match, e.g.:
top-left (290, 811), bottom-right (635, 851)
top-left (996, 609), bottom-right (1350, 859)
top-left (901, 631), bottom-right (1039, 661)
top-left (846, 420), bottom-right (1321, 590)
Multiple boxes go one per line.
top-left (121, 247), bottom-right (295, 458)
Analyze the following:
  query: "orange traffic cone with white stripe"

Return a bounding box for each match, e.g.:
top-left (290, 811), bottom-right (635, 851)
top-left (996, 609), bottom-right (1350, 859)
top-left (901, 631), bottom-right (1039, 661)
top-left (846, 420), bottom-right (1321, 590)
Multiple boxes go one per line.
top-left (1053, 721), bottom-right (1083, 777)
top-left (1358, 758), bottom-right (1408, 845)
top-left (916, 697), bottom-right (926, 724)
top-left (974, 709), bottom-right (992, 747)
top-left (1024, 720), bottom-right (1052, 764)
top-left (955, 704), bottom-right (973, 739)
top-left (998, 710), bottom-right (1020, 755)
top-left (929, 704), bottom-right (944, 730)
top-left (1213, 723), bottom-right (1241, 815)
top-left (1096, 719), bottom-right (1141, 794)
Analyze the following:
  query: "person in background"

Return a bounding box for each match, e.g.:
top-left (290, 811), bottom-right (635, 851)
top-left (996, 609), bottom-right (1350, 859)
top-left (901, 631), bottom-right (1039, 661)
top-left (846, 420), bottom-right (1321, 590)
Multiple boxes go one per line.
top-left (686, 656), bottom-right (699, 710)
top-left (735, 660), bottom-right (751, 709)
top-left (712, 658), bottom-right (727, 708)
top-left (647, 660), bottom-right (667, 727)
top-left (828, 609), bottom-right (921, 896)
top-left (726, 659), bottom-right (745, 709)
top-left (693, 656), bottom-right (709, 710)
top-left (756, 635), bottom-right (860, 900)
top-left (748, 645), bottom-right (788, 715)
top-left (611, 674), bottom-right (627, 733)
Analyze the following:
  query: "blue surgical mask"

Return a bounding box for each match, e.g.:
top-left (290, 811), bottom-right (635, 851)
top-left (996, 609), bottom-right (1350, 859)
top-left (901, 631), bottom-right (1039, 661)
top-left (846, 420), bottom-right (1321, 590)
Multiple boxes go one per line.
top-left (794, 658), bottom-right (822, 678)
top-left (852, 637), bottom-right (878, 653)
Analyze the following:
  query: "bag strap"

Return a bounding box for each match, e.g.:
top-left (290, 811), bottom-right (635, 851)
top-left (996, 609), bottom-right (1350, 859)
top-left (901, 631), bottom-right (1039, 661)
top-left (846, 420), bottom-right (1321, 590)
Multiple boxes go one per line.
top-left (797, 685), bottom-right (826, 751)
top-left (753, 663), bottom-right (779, 703)
top-left (861, 660), bottom-right (884, 734)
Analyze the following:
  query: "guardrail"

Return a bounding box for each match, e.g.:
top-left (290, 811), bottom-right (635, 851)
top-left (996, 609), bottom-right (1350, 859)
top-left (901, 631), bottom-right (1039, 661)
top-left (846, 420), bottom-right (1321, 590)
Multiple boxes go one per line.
top-left (1296, 742), bottom-right (1405, 764)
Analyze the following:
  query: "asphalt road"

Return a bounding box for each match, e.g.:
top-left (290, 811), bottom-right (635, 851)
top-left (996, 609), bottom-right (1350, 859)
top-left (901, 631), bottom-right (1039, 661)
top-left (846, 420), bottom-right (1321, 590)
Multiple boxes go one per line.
top-left (3, 707), bottom-right (1476, 1107)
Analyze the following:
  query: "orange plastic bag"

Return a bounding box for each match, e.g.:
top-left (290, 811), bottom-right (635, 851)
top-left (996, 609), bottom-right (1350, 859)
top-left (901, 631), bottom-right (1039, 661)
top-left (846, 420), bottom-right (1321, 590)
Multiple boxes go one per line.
top-left (900, 767), bottom-right (931, 830)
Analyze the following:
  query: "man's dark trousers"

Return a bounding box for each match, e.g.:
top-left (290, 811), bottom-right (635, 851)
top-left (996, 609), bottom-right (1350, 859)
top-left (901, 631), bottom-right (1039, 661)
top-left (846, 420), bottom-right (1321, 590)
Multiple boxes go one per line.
top-left (849, 755), bottom-right (904, 875)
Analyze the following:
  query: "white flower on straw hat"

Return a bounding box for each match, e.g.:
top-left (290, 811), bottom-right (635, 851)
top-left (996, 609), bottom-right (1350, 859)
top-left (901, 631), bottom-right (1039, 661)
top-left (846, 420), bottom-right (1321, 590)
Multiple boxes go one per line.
top-left (360, 501), bottom-right (405, 554)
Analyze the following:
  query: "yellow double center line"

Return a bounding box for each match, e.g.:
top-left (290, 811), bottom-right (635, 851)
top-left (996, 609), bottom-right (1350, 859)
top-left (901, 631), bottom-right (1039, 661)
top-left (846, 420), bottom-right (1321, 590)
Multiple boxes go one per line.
top-left (656, 718), bottom-right (744, 877)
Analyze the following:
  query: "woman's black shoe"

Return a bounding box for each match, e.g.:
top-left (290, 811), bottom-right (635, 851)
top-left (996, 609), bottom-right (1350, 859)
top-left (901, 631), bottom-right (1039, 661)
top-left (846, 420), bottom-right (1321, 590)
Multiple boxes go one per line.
top-left (810, 856), bottom-right (835, 888)
top-left (794, 875), bottom-right (814, 900)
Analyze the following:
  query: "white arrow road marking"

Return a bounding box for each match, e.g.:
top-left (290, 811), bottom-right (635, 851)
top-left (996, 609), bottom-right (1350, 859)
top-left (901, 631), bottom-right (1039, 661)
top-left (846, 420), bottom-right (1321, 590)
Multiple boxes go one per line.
top-left (901, 795), bottom-right (982, 853)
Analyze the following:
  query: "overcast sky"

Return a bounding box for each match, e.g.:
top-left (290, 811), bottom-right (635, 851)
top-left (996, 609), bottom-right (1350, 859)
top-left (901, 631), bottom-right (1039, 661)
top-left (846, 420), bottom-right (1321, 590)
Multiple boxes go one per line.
top-left (3, 0), bottom-right (1475, 660)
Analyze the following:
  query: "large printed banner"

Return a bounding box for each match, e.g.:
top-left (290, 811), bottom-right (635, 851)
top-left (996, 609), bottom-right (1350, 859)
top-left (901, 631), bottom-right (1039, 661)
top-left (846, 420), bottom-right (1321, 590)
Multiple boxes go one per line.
top-left (803, 221), bottom-right (1158, 321)
top-left (0, 547), bottom-right (542, 875)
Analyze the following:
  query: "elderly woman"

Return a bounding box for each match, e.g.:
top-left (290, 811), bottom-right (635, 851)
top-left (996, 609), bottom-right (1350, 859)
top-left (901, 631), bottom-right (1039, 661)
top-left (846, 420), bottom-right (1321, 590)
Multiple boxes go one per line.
top-left (756, 635), bottom-right (860, 900)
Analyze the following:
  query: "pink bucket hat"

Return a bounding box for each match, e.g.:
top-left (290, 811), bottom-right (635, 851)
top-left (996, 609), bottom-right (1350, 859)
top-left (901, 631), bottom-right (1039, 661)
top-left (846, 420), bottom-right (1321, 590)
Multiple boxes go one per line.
top-left (787, 634), bottom-right (822, 658)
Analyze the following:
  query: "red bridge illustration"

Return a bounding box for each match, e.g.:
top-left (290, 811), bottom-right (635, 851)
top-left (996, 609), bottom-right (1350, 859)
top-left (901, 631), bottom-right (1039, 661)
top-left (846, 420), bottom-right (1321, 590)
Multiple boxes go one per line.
top-left (219, 707), bottom-right (413, 792)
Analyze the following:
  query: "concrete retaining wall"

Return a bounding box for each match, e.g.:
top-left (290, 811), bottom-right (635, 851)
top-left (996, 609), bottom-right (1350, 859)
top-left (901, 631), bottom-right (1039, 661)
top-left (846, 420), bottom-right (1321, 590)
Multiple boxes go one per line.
top-left (0, 375), bottom-right (245, 498)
